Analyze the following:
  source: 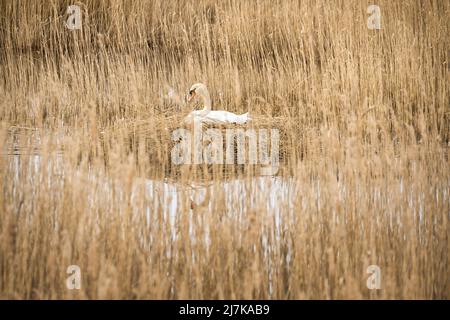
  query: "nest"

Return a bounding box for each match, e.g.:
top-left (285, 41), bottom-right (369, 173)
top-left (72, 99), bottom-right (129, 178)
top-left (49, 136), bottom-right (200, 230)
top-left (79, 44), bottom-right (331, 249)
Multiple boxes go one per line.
top-left (102, 115), bottom-right (295, 180)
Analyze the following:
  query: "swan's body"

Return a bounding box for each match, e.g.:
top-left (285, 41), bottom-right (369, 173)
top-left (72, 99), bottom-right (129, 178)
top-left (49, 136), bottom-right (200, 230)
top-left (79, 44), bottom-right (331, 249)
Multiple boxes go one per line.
top-left (184, 109), bottom-right (250, 125)
top-left (183, 83), bottom-right (250, 125)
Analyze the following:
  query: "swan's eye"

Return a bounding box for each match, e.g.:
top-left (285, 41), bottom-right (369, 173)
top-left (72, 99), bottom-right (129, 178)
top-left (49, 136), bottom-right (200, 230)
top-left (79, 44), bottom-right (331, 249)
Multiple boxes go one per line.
top-left (189, 89), bottom-right (195, 95)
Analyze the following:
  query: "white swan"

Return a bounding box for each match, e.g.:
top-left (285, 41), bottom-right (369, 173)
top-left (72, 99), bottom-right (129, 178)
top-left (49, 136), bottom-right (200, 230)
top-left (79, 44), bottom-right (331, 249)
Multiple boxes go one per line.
top-left (183, 83), bottom-right (251, 125)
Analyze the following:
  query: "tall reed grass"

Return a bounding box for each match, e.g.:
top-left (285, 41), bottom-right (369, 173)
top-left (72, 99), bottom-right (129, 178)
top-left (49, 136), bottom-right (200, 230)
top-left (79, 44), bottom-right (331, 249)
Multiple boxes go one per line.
top-left (0, 0), bottom-right (448, 299)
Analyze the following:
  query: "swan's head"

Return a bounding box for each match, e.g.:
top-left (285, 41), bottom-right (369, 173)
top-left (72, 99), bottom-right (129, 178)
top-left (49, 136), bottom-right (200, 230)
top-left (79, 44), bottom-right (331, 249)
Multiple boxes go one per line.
top-left (187, 83), bottom-right (209, 103)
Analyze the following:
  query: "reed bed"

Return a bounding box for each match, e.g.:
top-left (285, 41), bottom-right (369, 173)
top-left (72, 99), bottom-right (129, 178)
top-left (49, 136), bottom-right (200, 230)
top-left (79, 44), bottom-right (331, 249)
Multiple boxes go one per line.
top-left (0, 0), bottom-right (449, 299)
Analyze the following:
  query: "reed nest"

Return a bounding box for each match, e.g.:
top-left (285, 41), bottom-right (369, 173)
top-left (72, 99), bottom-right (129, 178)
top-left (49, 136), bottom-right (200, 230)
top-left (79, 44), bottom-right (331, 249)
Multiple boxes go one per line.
top-left (100, 115), bottom-right (294, 180)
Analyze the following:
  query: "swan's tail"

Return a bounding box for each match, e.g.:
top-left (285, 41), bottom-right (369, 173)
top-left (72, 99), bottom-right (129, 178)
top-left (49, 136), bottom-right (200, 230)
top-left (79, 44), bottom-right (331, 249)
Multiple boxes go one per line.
top-left (236, 112), bottom-right (251, 124)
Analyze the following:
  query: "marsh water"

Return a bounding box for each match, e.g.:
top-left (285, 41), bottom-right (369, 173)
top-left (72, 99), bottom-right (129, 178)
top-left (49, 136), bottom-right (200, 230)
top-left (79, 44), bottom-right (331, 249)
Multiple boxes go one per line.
top-left (3, 129), bottom-right (297, 223)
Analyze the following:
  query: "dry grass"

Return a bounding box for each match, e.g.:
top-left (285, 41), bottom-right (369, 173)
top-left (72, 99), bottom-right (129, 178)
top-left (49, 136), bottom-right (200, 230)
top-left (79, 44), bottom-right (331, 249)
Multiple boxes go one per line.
top-left (0, 0), bottom-right (449, 299)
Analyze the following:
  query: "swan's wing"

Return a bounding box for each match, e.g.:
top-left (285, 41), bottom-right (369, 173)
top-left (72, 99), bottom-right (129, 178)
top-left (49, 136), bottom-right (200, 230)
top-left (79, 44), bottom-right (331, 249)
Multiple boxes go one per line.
top-left (223, 111), bottom-right (250, 124)
top-left (202, 111), bottom-right (228, 124)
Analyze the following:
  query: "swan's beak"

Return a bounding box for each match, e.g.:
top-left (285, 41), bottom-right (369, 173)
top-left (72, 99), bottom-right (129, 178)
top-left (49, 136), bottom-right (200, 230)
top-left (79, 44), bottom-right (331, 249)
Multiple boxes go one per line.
top-left (186, 89), bottom-right (196, 102)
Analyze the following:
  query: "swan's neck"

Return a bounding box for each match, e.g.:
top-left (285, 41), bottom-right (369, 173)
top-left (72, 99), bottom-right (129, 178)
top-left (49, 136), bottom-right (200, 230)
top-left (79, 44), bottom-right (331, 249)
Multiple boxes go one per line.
top-left (200, 93), bottom-right (211, 111)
